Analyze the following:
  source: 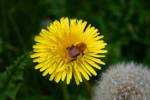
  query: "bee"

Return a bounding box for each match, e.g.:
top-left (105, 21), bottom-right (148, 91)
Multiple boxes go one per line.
top-left (66, 42), bottom-right (87, 62)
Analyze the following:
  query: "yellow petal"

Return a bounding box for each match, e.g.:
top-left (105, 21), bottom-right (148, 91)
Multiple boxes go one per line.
top-left (61, 70), bottom-right (67, 81)
top-left (87, 54), bottom-right (106, 58)
top-left (83, 61), bottom-right (97, 76)
top-left (55, 72), bottom-right (62, 83)
top-left (49, 72), bottom-right (57, 81)
top-left (55, 61), bottom-right (65, 73)
top-left (73, 71), bottom-right (80, 85)
top-left (85, 59), bottom-right (101, 70)
top-left (74, 64), bottom-right (83, 82)
top-left (99, 50), bottom-right (108, 53)
top-left (95, 35), bottom-right (104, 40)
top-left (49, 59), bottom-right (61, 74)
top-left (39, 62), bottom-right (50, 72)
top-left (42, 67), bottom-right (51, 76)
top-left (34, 36), bottom-right (50, 44)
top-left (35, 60), bottom-right (49, 69)
top-left (49, 65), bottom-right (56, 74)
top-left (78, 65), bottom-right (89, 80)
top-left (78, 61), bottom-right (92, 77)
top-left (32, 43), bottom-right (50, 49)
top-left (86, 56), bottom-right (105, 65)
top-left (31, 52), bottom-right (49, 58)
top-left (33, 57), bottom-right (46, 63)
top-left (66, 67), bottom-right (72, 85)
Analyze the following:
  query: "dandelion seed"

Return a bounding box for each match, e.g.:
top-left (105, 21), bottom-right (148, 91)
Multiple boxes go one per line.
top-left (31, 17), bottom-right (107, 85)
top-left (93, 62), bottom-right (150, 100)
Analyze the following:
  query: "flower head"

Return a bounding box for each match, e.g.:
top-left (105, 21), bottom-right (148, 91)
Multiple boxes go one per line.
top-left (93, 62), bottom-right (150, 100)
top-left (31, 17), bottom-right (107, 85)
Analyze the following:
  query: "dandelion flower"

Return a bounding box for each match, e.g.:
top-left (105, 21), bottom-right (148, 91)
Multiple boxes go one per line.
top-left (31, 17), bottom-right (107, 85)
top-left (93, 62), bottom-right (150, 100)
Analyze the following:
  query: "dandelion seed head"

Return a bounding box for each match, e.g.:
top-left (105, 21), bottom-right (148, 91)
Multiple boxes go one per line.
top-left (93, 62), bottom-right (150, 100)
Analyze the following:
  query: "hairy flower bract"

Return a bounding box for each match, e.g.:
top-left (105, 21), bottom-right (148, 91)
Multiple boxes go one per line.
top-left (31, 17), bottom-right (107, 85)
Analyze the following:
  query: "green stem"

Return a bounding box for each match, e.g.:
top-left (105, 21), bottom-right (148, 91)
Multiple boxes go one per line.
top-left (62, 82), bottom-right (70, 100)
top-left (84, 81), bottom-right (92, 100)
top-left (12, 83), bottom-right (22, 100)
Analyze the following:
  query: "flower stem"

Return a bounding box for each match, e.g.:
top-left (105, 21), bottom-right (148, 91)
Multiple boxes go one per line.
top-left (84, 81), bottom-right (92, 100)
top-left (62, 82), bottom-right (70, 100)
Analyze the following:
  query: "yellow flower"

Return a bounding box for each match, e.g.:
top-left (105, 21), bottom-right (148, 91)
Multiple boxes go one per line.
top-left (31, 17), bottom-right (107, 85)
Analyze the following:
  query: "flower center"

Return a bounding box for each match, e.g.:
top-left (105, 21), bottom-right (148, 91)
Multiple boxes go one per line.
top-left (66, 42), bottom-right (86, 60)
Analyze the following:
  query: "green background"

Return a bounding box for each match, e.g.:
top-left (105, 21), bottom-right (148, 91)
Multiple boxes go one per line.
top-left (0, 0), bottom-right (150, 100)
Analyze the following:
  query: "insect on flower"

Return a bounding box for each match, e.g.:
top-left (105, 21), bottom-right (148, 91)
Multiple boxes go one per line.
top-left (67, 42), bottom-right (87, 62)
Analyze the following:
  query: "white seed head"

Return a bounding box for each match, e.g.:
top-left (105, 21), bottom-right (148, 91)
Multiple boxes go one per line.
top-left (93, 62), bottom-right (150, 100)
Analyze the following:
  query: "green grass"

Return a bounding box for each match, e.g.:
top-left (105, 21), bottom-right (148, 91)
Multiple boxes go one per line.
top-left (0, 0), bottom-right (150, 100)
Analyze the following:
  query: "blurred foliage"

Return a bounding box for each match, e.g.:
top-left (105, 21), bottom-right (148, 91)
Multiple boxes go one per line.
top-left (0, 0), bottom-right (150, 100)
